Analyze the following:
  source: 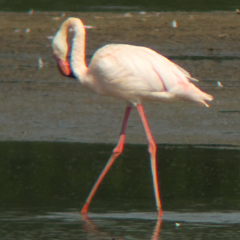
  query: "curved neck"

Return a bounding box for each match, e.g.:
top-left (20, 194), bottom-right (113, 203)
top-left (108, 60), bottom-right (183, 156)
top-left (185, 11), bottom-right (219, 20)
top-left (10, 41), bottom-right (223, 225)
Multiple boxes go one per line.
top-left (61, 18), bottom-right (88, 82)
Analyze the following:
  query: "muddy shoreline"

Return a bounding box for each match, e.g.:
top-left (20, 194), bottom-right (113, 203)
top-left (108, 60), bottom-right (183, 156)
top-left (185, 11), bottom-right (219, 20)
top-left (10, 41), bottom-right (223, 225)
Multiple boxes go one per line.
top-left (0, 11), bottom-right (239, 147)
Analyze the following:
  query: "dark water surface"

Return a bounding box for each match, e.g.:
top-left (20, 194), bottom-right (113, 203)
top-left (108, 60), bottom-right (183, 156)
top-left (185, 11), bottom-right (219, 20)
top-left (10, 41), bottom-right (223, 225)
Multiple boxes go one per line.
top-left (0, 142), bottom-right (240, 239)
top-left (0, 0), bottom-right (239, 12)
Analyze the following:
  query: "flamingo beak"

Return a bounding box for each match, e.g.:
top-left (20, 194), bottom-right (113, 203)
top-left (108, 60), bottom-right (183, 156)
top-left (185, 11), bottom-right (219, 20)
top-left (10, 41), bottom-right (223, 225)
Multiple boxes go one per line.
top-left (53, 54), bottom-right (73, 77)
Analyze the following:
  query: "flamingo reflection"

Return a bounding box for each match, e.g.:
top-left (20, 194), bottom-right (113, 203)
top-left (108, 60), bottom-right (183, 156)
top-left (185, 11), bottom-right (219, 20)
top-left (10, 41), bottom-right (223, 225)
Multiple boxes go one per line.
top-left (82, 213), bottom-right (162, 240)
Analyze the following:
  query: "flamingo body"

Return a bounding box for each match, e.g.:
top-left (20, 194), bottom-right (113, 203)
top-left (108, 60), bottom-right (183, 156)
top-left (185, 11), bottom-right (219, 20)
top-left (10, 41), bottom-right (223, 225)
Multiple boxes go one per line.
top-left (84, 44), bottom-right (211, 105)
top-left (52, 17), bottom-right (213, 216)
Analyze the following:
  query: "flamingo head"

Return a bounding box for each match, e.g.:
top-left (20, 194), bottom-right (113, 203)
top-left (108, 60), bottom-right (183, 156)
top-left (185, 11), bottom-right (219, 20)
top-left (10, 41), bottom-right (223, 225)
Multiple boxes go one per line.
top-left (52, 31), bottom-right (74, 77)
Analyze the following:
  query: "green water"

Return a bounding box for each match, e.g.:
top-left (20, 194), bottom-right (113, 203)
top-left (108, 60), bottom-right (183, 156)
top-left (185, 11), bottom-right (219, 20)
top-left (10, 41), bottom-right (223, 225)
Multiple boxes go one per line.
top-left (1, 142), bottom-right (239, 211)
top-left (0, 0), bottom-right (239, 12)
top-left (1, 142), bottom-right (240, 239)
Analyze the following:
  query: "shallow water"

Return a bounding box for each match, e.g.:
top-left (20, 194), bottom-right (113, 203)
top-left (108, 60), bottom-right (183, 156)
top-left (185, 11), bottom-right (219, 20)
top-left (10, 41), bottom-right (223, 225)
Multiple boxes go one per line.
top-left (0, 142), bottom-right (240, 239)
top-left (1, 210), bottom-right (240, 239)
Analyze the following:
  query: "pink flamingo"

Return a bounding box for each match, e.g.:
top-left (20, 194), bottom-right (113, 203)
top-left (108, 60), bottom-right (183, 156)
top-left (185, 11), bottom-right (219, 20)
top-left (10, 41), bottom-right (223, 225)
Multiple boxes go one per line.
top-left (52, 17), bottom-right (213, 216)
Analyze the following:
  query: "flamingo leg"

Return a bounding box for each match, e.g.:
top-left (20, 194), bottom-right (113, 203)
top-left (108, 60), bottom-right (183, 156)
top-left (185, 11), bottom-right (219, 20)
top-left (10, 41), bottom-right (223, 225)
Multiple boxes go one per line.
top-left (136, 104), bottom-right (163, 216)
top-left (81, 106), bottom-right (132, 214)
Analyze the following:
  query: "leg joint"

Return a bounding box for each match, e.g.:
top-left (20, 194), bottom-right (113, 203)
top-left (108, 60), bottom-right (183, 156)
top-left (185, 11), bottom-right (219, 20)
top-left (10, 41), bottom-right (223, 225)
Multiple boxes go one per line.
top-left (148, 141), bottom-right (157, 155)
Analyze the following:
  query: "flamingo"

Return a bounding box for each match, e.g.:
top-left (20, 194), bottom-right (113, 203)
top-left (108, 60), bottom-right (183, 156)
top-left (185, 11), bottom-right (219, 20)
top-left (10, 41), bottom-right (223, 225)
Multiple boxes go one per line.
top-left (52, 17), bottom-right (213, 216)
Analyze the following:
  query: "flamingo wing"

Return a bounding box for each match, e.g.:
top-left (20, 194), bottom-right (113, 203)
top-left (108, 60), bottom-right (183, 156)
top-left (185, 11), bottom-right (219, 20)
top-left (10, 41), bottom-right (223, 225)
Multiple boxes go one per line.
top-left (86, 44), bottom-right (212, 105)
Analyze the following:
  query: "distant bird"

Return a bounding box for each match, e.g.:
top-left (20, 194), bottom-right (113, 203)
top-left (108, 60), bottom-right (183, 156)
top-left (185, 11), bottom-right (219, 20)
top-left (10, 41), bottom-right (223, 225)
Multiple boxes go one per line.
top-left (38, 58), bottom-right (44, 68)
top-left (28, 9), bottom-right (33, 15)
top-left (172, 20), bottom-right (177, 28)
top-left (52, 17), bottom-right (213, 216)
top-left (217, 81), bottom-right (223, 87)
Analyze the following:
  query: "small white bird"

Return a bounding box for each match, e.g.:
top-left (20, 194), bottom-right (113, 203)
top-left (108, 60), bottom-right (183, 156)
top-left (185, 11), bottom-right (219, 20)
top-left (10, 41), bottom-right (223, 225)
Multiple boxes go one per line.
top-left (123, 12), bottom-right (133, 18)
top-left (52, 17), bottom-right (61, 20)
top-left (52, 17), bottom-right (213, 216)
top-left (84, 25), bottom-right (95, 29)
top-left (47, 36), bottom-right (54, 40)
top-left (38, 58), bottom-right (44, 68)
top-left (217, 81), bottom-right (223, 87)
top-left (172, 20), bottom-right (177, 28)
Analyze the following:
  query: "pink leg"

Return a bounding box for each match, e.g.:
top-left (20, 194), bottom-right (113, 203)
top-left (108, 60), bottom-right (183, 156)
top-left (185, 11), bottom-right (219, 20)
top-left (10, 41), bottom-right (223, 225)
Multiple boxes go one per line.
top-left (136, 104), bottom-right (163, 216)
top-left (81, 106), bottom-right (132, 214)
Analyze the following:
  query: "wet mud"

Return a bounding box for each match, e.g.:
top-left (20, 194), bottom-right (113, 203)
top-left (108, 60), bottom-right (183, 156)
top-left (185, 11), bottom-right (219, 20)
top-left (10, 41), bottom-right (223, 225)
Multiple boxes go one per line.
top-left (0, 11), bottom-right (239, 147)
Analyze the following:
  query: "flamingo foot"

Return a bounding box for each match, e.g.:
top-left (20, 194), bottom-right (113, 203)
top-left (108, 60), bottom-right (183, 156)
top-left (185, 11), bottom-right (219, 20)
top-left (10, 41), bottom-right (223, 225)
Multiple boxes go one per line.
top-left (81, 202), bottom-right (89, 214)
top-left (158, 209), bottom-right (163, 217)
